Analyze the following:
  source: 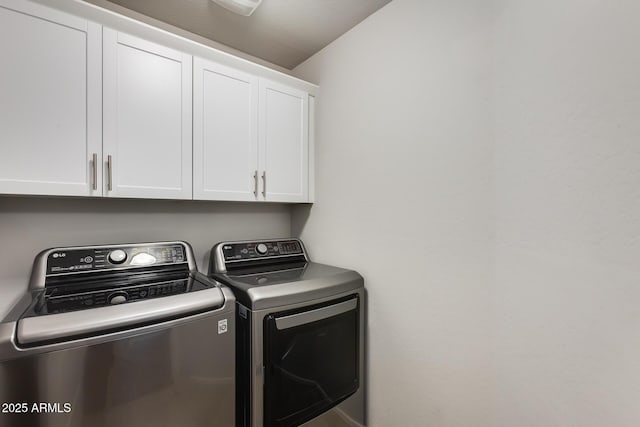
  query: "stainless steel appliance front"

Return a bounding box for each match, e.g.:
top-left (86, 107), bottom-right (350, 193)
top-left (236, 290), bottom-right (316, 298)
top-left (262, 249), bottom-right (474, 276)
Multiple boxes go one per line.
top-left (244, 289), bottom-right (365, 427)
top-left (0, 308), bottom-right (234, 427)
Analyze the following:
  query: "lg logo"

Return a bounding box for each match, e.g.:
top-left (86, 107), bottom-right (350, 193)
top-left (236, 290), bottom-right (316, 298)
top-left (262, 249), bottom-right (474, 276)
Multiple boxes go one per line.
top-left (52, 252), bottom-right (66, 259)
top-left (218, 319), bottom-right (228, 334)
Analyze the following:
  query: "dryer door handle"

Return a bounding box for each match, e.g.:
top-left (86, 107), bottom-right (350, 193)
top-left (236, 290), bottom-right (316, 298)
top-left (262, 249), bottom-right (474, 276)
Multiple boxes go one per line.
top-left (275, 298), bottom-right (357, 330)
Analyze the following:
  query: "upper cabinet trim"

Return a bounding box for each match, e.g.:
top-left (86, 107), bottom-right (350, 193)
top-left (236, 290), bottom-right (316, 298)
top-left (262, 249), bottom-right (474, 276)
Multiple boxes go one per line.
top-left (31, 0), bottom-right (318, 95)
top-left (0, 0), bottom-right (88, 31)
top-left (116, 31), bottom-right (185, 63)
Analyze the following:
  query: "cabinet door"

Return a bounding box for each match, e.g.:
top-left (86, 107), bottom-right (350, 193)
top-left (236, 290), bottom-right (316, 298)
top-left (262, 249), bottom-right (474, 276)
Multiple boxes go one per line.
top-left (259, 80), bottom-right (309, 203)
top-left (0, 0), bottom-right (101, 196)
top-left (103, 29), bottom-right (192, 199)
top-left (193, 58), bottom-right (258, 201)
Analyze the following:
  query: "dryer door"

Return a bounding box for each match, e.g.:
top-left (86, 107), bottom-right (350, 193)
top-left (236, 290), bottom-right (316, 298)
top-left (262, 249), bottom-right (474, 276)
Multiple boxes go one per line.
top-left (263, 295), bottom-right (359, 427)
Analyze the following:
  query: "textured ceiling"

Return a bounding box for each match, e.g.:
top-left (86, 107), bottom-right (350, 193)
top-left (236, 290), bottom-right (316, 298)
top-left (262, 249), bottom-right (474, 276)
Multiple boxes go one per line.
top-left (89, 0), bottom-right (392, 69)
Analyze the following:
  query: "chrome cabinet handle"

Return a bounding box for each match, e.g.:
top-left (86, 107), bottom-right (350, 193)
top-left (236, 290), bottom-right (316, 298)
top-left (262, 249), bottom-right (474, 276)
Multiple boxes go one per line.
top-left (253, 170), bottom-right (258, 197)
top-left (107, 155), bottom-right (113, 191)
top-left (261, 171), bottom-right (266, 198)
top-left (91, 153), bottom-right (97, 190)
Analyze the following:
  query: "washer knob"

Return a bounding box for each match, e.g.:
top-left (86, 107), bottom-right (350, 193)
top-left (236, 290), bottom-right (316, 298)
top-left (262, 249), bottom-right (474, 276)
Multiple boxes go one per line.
top-left (109, 293), bottom-right (127, 305)
top-left (256, 243), bottom-right (268, 255)
top-left (108, 249), bottom-right (127, 264)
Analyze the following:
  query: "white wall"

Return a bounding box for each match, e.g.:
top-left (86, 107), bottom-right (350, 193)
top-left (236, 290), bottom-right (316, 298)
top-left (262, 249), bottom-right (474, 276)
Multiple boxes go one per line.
top-left (293, 0), bottom-right (495, 425)
top-left (492, 1), bottom-right (640, 425)
top-left (295, 0), bottom-right (640, 426)
top-left (0, 197), bottom-right (290, 317)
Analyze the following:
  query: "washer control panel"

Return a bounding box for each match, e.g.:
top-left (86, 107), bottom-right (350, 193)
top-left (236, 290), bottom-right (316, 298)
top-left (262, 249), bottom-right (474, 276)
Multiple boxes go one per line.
top-left (221, 239), bottom-right (304, 262)
top-left (46, 244), bottom-right (186, 275)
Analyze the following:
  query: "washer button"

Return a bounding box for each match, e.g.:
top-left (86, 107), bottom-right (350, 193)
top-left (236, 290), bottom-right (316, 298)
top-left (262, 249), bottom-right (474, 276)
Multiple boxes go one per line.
top-left (109, 294), bottom-right (127, 305)
top-left (256, 243), bottom-right (268, 255)
top-left (108, 249), bottom-right (127, 264)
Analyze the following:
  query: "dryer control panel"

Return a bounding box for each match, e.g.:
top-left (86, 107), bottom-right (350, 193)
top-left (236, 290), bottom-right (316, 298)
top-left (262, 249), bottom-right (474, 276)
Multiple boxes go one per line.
top-left (221, 240), bottom-right (303, 261)
top-left (212, 239), bottom-right (308, 273)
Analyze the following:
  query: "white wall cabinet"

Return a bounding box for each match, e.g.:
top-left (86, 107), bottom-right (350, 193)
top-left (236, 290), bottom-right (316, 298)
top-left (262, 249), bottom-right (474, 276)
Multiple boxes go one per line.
top-left (193, 60), bottom-right (311, 203)
top-left (259, 80), bottom-right (309, 203)
top-left (0, 0), bottom-right (314, 203)
top-left (0, 0), bottom-right (102, 197)
top-left (193, 58), bottom-right (259, 201)
top-left (103, 29), bottom-right (192, 199)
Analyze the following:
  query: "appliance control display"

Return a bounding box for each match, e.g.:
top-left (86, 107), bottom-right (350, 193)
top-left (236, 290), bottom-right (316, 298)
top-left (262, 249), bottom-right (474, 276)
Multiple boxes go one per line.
top-left (278, 241), bottom-right (301, 255)
top-left (222, 240), bottom-right (303, 261)
top-left (46, 244), bottom-right (186, 275)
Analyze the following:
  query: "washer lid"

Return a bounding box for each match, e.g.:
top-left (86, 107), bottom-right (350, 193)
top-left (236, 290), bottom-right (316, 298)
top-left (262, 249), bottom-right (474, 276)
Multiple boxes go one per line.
top-left (16, 276), bottom-right (225, 346)
top-left (212, 262), bottom-right (363, 310)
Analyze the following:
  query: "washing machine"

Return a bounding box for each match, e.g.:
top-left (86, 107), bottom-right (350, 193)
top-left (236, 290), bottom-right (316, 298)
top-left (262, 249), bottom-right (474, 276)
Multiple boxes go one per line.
top-left (0, 241), bottom-right (235, 427)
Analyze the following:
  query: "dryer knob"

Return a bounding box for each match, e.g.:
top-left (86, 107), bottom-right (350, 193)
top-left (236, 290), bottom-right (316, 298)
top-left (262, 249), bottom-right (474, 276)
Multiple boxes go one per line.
top-left (256, 243), bottom-right (268, 255)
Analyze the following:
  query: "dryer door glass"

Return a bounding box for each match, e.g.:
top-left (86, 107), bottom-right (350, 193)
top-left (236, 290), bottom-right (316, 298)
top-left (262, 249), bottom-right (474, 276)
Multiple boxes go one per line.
top-left (263, 295), bottom-right (359, 427)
